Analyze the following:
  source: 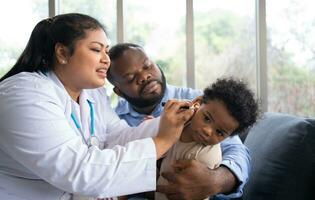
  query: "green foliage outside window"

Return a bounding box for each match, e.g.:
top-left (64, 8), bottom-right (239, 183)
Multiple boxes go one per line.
top-left (0, 0), bottom-right (314, 117)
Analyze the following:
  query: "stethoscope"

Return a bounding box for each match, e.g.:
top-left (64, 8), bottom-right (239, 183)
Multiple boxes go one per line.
top-left (42, 71), bottom-right (100, 148)
top-left (71, 100), bottom-right (100, 148)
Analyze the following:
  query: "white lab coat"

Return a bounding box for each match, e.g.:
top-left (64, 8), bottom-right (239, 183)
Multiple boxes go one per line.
top-left (0, 71), bottom-right (160, 200)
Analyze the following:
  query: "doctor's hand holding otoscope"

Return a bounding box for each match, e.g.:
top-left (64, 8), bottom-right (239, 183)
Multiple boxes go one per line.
top-left (154, 100), bottom-right (195, 159)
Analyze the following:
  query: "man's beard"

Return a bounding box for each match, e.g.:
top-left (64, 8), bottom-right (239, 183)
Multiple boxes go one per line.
top-left (121, 70), bottom-right (167, 109)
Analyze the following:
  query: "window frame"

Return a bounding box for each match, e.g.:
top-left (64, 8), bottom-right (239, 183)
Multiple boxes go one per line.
top-left (50, 0), bottom-right (268, 112)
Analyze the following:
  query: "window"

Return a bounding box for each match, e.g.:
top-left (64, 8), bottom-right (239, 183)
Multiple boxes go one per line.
top-left (267, 0), bottom-right (315, 116)
top-left (194, 0), bottom-right (256, 91)
top-left (0, 0), bottom-right (48, 77)
top-left (1, 1), bottom-right (314, 116)
top-left (60, 0), bottom-right (117, 44)
top-left (124, 0), bottom-right (186, 86)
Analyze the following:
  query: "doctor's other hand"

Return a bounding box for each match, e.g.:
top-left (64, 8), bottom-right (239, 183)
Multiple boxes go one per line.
top-left (153, 100), bottom-right (194, 159)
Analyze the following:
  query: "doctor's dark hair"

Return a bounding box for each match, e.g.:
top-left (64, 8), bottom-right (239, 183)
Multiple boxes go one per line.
top-left (107, 43), bottom-right (143, 85)
top-left (0, 13), bottom-right (106, 82)
top-left (202, 77), bottom-right (259, 136)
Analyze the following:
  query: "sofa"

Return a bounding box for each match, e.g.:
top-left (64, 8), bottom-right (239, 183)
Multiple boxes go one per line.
top-left (241, 112), bottom-right (315, 200)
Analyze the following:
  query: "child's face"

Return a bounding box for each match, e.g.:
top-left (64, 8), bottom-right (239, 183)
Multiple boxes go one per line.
top-left (188, 99), bottom-right (239, 145)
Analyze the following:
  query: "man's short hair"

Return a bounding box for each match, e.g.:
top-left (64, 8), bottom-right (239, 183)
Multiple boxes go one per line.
top-left (107, 43), bottom-right (143, 84)
top-left (109, 43), bottom-right (143, 61)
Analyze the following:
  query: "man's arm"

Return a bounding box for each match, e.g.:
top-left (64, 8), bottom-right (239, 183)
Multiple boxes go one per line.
top-left (218, 135), bottom-right (250, 198)
top-left (156, 136), bottom-right (250, 199)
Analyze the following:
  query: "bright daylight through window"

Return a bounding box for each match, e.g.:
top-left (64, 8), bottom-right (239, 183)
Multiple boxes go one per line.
top-left (0, 0), bottom-right (314, 117)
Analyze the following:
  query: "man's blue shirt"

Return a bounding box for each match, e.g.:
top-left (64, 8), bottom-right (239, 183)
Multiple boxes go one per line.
top-left (115, 84), bottom-right (250, 199)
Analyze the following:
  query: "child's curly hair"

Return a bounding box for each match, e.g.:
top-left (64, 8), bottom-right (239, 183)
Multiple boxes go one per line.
top-left (202, 77), bottom-right (259, 135)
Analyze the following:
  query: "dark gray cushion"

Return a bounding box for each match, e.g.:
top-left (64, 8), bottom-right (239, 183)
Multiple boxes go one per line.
top-left (242, 112), bottom-right (315, 200)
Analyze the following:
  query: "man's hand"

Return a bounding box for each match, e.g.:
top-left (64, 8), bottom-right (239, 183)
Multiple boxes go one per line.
top-left (156, 159), bottom-right (237, 200)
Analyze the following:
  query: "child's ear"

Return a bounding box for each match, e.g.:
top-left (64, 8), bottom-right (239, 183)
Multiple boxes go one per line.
top-left (191, 96), bottom-right (202, 110)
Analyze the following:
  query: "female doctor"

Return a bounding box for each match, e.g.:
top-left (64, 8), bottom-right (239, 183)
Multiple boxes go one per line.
top-left (0, 13), bottom-right (194, 200)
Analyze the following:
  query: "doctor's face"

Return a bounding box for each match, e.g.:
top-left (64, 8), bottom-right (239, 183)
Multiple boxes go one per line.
top-left (56, 28), bottom-right (110, 89)
top-left (188, 99), bottom-right (239, 145)
top-left (109, 48), bottom-right (166, 108)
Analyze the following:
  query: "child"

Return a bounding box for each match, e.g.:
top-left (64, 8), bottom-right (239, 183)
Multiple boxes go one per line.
top-left (155, 77), bottom-right (259, 200)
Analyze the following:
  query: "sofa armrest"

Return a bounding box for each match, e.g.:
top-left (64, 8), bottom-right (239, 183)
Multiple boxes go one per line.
top-left (242, 112), bottom-right (315, 200)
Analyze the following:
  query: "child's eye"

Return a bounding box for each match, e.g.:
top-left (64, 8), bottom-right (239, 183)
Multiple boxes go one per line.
top-left (216, 130), bottom-right (225, 137)
top-left (204, 115), bottom-right (211, 122)
top-left (216, 130), bottom-right (224, 137)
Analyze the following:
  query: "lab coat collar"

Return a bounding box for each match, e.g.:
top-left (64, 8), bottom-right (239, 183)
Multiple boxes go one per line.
top-left (79, 90), bottom-right (96, 105)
